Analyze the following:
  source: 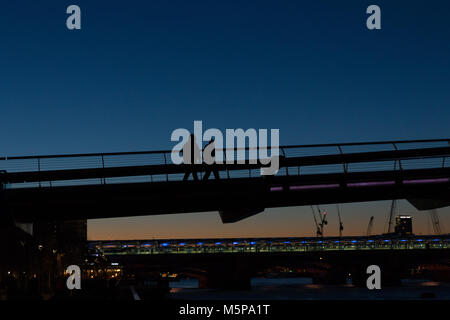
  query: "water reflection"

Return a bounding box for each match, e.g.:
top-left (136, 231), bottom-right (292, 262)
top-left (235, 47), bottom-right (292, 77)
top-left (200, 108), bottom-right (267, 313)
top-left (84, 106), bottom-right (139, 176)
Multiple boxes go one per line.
top-left (168, 277), bottom-right (450, 300)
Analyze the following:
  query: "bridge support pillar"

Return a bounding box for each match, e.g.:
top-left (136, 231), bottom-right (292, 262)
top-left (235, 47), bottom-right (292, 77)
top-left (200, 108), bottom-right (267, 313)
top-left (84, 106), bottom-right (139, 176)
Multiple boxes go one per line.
top-left (312, 267), bottom-right (348, 285)
top-left (350, 264), bottom-right (403, 287)
top-left (200, 263), bottom-right (252, 290)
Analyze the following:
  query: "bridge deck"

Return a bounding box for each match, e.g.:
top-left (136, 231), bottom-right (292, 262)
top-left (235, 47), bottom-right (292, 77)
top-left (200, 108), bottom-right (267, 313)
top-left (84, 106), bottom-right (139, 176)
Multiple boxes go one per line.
top-left (1, 139), bottom-right (449, 222)
top-left (1, 139), bottom-right (449, 188)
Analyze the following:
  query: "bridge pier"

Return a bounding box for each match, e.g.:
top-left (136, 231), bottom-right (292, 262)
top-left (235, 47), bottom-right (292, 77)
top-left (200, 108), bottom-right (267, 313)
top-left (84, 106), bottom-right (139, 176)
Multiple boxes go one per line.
top-left (312, 267), bottom-right (348, 285)
top-left (200, 262), bottom-right (252, 290)
top-left (350, 264), bottom-right (403, 287)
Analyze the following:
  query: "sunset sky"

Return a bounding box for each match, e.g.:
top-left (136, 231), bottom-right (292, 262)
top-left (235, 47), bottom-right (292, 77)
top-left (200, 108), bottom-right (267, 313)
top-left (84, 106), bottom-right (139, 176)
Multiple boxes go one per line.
top-left (88, 201), bottom-right (449, 240)
top-left (0, 1), bottom-right (449, 239)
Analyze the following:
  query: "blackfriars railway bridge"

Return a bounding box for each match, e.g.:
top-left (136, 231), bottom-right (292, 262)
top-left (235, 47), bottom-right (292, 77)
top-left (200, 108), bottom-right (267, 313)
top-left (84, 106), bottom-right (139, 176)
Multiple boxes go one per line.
top-left (89, 235), bottom-right (450, 289)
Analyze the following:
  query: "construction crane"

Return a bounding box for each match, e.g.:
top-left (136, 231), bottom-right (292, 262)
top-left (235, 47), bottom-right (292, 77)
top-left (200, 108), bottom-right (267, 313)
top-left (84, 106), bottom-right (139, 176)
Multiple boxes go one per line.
top-left (310, 206), bottom-right (328, 238)
top-left (310, 206), bottom-right (322, 237)
top-left (336, 204), bottom-right (344, 238)
top-left (429, 209), bottom-right (442, 235)
top-left (386, 160), bottom-right (400, 234)
top-left (367, 216), bottom-right (374, 236)
top-left (386, 199), bottom-right (397, 234)
top-left (317, 206), bottom-right (328, 238)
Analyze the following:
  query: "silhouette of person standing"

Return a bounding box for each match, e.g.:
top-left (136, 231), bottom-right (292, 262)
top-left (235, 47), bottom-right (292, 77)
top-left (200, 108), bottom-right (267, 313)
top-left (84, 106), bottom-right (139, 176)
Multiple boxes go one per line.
top-left (203, 138), bottom-right (220, 180)
top-left (182, 134), bottom-right (201, 181)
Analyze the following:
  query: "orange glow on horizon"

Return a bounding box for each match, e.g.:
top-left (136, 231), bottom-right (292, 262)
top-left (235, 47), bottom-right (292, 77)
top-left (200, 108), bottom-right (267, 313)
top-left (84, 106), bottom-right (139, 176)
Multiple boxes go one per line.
top-left (88, 201), bottom-right (450, 241)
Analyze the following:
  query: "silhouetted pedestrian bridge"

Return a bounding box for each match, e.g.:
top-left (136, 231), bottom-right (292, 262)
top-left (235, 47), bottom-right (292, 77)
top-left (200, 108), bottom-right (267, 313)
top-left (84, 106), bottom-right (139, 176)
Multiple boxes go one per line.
top-left (1, 139), bottom-right (449, 222)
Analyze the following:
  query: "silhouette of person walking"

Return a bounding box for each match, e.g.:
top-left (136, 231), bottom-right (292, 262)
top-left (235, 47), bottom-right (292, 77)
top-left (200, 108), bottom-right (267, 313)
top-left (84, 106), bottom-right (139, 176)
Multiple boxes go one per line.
top-left (182, 134), bottom-right (201, 181)
top-left (203, 138), bottom-right (220, 180)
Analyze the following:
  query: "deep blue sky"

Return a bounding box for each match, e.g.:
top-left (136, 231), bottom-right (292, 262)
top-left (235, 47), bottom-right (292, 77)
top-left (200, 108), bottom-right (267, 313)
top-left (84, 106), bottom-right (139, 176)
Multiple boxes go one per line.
top-left (0, 1), bottom-right (449, 238)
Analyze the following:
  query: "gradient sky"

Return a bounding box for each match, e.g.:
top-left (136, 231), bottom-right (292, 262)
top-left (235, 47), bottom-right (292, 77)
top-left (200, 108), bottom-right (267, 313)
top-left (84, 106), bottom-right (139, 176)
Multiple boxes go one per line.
top-left (0, 1), bottom-right (449, 239)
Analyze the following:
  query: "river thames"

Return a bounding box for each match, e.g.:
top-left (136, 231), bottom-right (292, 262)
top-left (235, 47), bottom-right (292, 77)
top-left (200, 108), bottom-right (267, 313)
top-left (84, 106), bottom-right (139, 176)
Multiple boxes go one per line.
top-left (168, 278), bottom-right (450, 300)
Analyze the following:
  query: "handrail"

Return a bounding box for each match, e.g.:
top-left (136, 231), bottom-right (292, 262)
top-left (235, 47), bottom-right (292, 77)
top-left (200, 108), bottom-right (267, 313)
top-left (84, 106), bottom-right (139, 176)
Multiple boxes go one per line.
top-left (1, 146), bottom-right (449, 184)
top-left (0, 138), bottom-right (449, 161)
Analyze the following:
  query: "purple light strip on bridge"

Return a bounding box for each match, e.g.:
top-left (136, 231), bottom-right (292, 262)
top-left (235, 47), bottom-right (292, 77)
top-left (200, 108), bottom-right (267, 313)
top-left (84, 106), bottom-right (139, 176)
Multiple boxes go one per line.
top-left (347, 181), bottom-right (395, 187)
top-left (272, 177), bottom-right (449, 192)
top-left (289, 184), bottom-right (340, 191)
top-left (270, 186), bottom-right (283, 192)
top-left (402, 178), bottom-right (449, 185)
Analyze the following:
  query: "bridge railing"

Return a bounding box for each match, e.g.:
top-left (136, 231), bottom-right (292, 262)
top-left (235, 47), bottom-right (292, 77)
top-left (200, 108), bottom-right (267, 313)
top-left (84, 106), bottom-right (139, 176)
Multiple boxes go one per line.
top-left (1, 139), bottom-right (449, 188)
